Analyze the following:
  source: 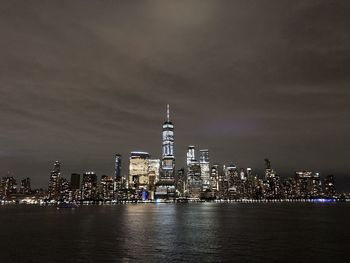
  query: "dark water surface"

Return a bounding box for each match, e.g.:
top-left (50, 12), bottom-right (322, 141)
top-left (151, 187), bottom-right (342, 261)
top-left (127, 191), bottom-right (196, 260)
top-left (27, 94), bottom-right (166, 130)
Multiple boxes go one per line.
top-left (0, 203), bottom-right (349, 262)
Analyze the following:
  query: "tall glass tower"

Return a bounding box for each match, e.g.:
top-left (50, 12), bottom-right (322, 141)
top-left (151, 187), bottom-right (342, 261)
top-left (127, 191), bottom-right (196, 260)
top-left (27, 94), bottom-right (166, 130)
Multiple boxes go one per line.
top-left (161, 104), bottom-right (175, 181)
top-left (114, 154), bottom-right (122, 179)
top-left (114, 153), bottom-right (123, 191)
top-left (48, 160), bottom-right (61, 200)
top-left (199, 149), bottom-right (210, 190)
top-left (187, 145), bottom-right (196, 166)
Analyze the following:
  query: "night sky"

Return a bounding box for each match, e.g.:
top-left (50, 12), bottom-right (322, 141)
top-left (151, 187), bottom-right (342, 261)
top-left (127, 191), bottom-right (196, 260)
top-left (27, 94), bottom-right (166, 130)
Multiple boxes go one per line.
top-left (0, 1), bottom-right (349, 189)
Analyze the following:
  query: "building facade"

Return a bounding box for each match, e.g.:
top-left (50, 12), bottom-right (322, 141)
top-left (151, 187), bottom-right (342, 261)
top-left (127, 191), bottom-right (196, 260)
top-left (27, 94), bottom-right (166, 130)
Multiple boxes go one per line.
top-left (199, 149), bottom-right (210, 191)
top-left (48, 161), bottom-right (61, 200)
top-left (161, 104), bottom-right (175, 181)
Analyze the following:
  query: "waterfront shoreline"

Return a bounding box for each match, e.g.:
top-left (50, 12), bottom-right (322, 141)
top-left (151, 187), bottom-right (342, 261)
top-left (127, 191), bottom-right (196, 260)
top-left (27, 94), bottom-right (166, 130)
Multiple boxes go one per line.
top-left (1, 198), bottom-right (350, 206)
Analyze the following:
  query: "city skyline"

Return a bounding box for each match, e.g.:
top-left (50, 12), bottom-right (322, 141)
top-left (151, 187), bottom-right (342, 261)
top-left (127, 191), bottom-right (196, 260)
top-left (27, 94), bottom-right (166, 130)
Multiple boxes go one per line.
top-left (0, 1), bottom-right (350, 189)
top-left (1, 2), bottom-right (349, 263)
top-left (0, 104), bottom-right (346, 202)
top-left (1, 102), bottom-right (350, 191)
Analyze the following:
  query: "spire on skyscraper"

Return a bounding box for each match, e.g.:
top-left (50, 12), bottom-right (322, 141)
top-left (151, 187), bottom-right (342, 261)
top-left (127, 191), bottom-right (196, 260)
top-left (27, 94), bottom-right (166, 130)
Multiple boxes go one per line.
top-left (167, 104), bottom-right (170, 122)
top-left (161, 104), bottom-right (175, 181)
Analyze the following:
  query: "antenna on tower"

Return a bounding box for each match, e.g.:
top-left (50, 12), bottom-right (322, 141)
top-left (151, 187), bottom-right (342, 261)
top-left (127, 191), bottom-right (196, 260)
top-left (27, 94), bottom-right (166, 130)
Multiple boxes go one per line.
top-left (167, 104), bottom-right (170, 122)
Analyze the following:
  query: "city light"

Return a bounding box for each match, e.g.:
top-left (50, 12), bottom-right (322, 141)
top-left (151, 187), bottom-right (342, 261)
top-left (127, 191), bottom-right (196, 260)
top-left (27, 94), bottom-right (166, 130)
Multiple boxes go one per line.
top-left (0, 105), bottom-right (348, 204)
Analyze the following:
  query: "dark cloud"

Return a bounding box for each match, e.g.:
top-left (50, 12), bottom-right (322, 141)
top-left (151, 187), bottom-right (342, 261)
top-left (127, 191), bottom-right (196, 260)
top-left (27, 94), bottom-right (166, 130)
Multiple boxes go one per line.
top-left (0, 0), bottom-right (349, 189)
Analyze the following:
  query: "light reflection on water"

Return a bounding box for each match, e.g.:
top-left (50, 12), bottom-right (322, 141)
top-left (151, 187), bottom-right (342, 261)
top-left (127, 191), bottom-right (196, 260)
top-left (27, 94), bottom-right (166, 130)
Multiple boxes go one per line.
top-left (0, 203), bottom-right (349, 262)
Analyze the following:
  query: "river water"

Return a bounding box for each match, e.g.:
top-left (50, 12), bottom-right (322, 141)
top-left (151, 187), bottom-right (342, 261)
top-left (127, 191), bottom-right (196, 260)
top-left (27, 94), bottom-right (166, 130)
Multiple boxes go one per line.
top-left (0, 203), bottom-right (349, 262)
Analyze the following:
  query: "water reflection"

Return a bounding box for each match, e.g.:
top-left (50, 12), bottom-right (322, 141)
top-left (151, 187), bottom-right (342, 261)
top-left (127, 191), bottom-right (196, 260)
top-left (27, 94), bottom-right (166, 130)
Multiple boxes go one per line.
top-left (0, 203), bottom-right (349, 262)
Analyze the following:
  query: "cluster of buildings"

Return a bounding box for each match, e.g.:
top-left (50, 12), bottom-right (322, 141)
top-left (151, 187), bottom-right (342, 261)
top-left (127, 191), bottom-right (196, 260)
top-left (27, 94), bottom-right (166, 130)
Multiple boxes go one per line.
top-left (0, 105), bottom-right (347, 203)
top-left (0, 176), bottom-right (46, 202)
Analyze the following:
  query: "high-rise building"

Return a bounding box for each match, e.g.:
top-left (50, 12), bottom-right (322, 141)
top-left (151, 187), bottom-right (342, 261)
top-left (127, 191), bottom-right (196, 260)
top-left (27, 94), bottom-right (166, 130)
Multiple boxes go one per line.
top-left (175, 168), bottom-right (186, 196)
top-left (309, 172), bottom-right (322, 197)
top-left (324, 174), bottom-right (335, 197)
top-left (246, 168), bottom-right (252, 178)
top-left (114, 154), bottom-right (123, 189)
top-left (1, 176), bottom-right (17, 198)
top-left (148, 159), bottom-right (160, 182)
top-left (245, 168), bottom-right (262, 199)
top-left (187, 160), bottom-right (202, 198)
top-left (187, 146), bottom-right (195, 166)
top-left (161, 104), bottom-right (175, 181)
top-left (148, 159), bottom-right (160, 200)
top-left (70, 173), bottom-right (81, 201)
top-left (294, 171), bottom-right (312, 198)
top-left (48, 161), bottom-right (61, 200)
top-left (100, 175), bottom-right (114, 200)
top-left (20, 177), bottom-right (31, 195)
top-left (264, 159), bottom-right (275, 179)
top-left (226, 164), bottom-right (240, 199)
top-left (82, 172), bottom-right (97, 200)
top-left (186, 145), bottom-right (202, 197)
top-left (59, 177), bottom-right (70, 201)
top-left (70, 173), bottom-right (81, 190)
top-left (156, 105), bottom-right (176, 200)
top-left (264, 159), bottom-right (280, 199)
top-left (199, 149), bottom-right (210, 191)
top-left (240, 168), bottom-right (246, 181)
top-left (0, 179), bottom-right (4, 198)
top-left (129, 152), bottom-right (150, 191)
top-left (210, 164), bottom-right (219, 192)
top-left (114, 154), bottom-right (122, 179)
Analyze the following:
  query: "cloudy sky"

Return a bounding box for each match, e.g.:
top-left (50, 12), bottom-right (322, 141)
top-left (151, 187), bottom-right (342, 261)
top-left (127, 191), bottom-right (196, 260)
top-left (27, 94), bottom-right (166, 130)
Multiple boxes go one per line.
top-left (0, 1), bottom-right (349, 189)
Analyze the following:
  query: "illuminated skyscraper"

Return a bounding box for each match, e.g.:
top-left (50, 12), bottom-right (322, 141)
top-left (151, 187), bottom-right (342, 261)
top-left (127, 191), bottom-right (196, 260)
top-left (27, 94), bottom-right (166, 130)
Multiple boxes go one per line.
top-left (59, 177), bottom-right (70, 201)
top-left (246, 168), bottom-right (252, 178)
top-left (1, 176), bottom-right (17, 198)
top-left (148, 159), bottom-right (160, 200)
top-left (176, 168), bottom-right (186, 196)
top-left (199, 149), bottom-right (210, 191)
top-left (324, 174), bottom-right (335, 197)
top-left (155, 105), bottom-right (176, 199)
top-left (100, 175), bottom-right (114, 200)
top-left (129, 152), bottom-right (150, 190)
top-left (82, 172), bottom-right (97, 200)
top-left (264, 159), bottom-right (281, 198)
top-left (114, 154), bottom-right (122, 181)
top-left (240, 168), bottom-right (246, 181)
top-left (128, 151), bottom-right (151, 200)
top-left (187, 160), bottom-right (202, 198)
top-left (210, 164), bottom-right (219, 192)
top-left (187, 146), bottom-right (195, 166)
top-left (114, 154), bottom-right (123, 191)
top-left (226, 164), bottom-right (242, 199)
top-left (161, 104), bottom-right (175, 181)
top-left (48, 161), bottom-right (61, 200)
top-left (148, 159), bottom-right (160, 182)
top-left (186, 146), bottom-right (204, 198)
